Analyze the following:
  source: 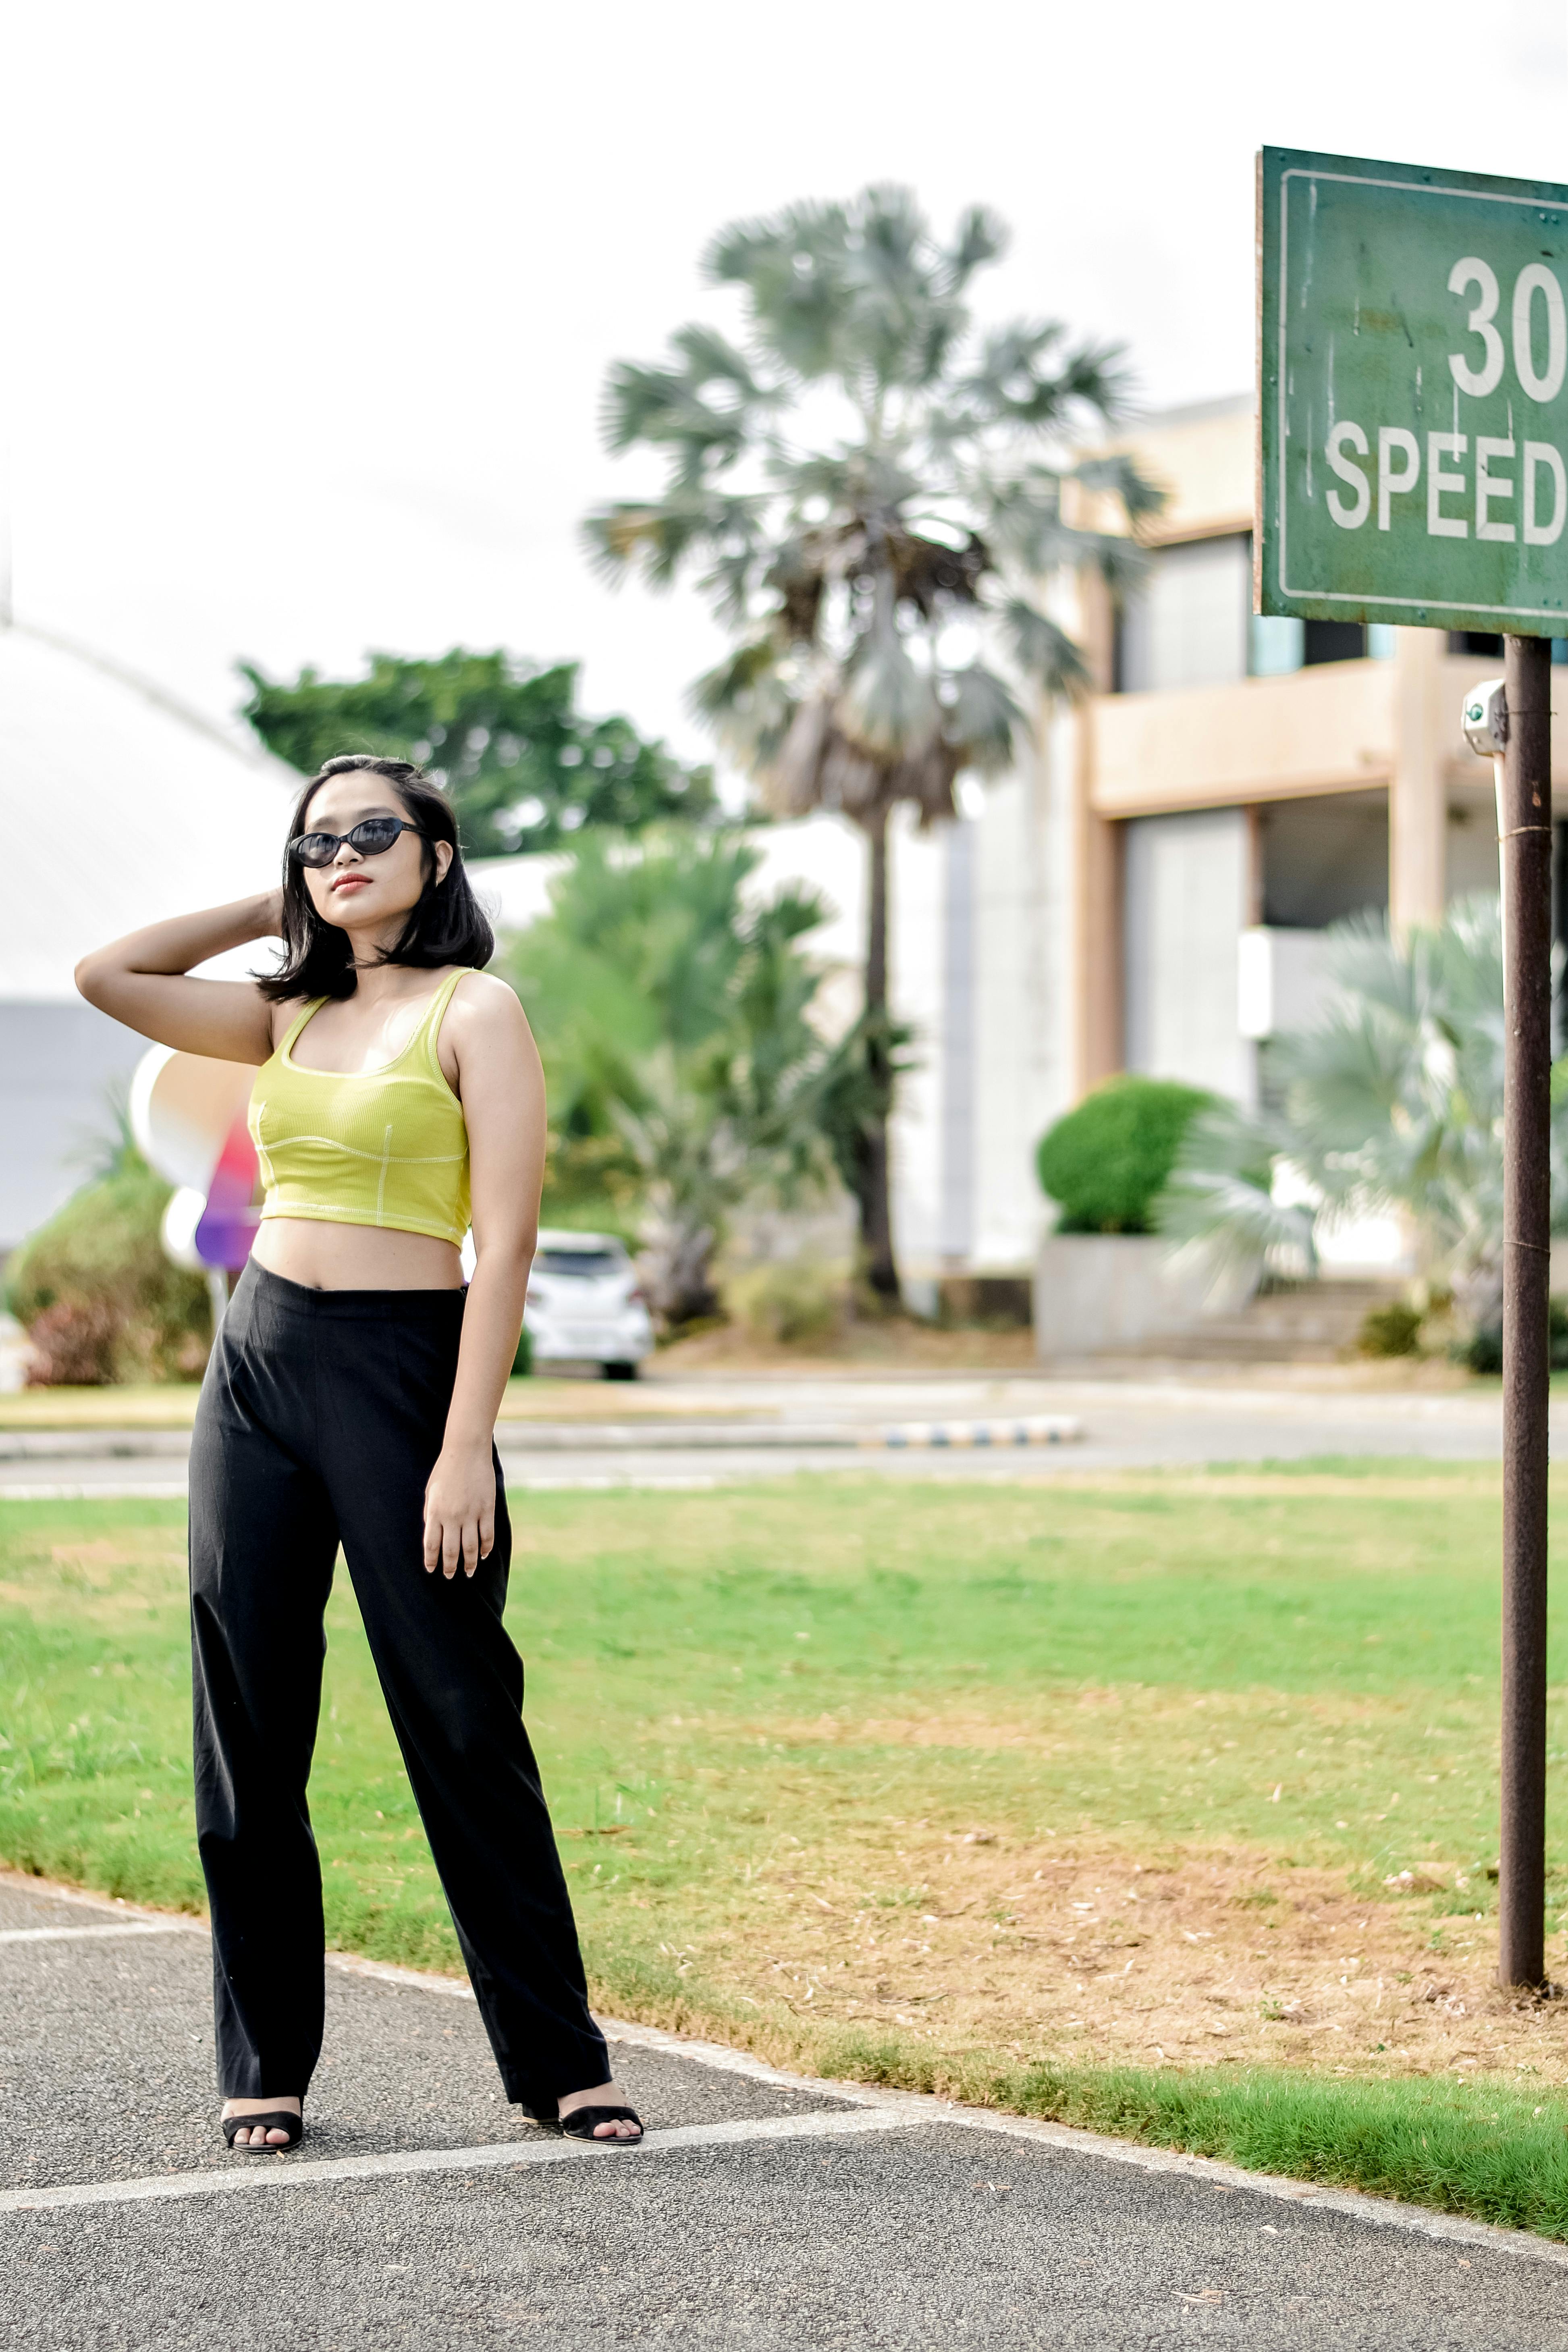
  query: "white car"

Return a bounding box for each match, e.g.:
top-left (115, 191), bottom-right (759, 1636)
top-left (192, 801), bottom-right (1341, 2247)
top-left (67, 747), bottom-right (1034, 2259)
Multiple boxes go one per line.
top-left (524, 1229), bottom-right (654, 1379)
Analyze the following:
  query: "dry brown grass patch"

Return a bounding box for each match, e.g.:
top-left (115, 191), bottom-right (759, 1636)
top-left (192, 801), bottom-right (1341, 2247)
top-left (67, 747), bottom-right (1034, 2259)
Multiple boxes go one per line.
top-left (696, 1829), bottom-right (1568, 2083)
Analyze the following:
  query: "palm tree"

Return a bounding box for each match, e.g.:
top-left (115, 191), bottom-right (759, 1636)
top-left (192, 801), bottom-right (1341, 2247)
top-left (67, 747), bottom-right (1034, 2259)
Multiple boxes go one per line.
top-left (586, 184), bottom-right (1161, 1303)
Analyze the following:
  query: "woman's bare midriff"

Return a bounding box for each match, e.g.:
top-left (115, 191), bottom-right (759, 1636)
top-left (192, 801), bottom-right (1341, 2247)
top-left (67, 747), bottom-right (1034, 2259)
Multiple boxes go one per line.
top-left (251, 1218), bottom-right (465, 1292)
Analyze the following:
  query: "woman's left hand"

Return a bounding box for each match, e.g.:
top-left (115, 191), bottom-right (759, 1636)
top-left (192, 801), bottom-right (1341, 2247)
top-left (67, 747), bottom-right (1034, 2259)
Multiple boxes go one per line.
top-left (423, 1441), bottom-right (497, 1579)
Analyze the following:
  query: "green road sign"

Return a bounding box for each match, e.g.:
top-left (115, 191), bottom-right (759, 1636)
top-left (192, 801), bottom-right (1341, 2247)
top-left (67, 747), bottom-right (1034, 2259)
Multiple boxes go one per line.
top-left (1258, 147), bottom-right (1568, 636)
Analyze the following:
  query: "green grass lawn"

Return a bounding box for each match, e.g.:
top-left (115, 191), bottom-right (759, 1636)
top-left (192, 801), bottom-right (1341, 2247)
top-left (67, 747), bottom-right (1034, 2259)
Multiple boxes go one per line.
top-left (8, 1465), bottom-right (1568, 2234)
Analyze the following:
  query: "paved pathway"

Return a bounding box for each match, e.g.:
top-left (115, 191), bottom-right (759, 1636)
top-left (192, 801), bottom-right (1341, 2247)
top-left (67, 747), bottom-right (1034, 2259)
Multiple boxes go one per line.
top-left (6, 1874), bottom-right (1568, 2348)
top-left (0, 1373), bottom-right (1541, 1499)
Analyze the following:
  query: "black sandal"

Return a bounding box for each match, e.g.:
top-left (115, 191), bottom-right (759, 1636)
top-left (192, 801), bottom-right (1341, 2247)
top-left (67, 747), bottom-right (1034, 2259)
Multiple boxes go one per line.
top-left (557, 2104), bottom-right (643, 2144)
top-left (222, 2109), bottom-right (305, 2153)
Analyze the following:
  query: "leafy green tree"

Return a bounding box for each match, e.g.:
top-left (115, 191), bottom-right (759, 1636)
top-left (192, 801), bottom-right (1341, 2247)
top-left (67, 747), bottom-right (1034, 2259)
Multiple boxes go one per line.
top-left (587, 183), bottom-right (1161, 1301)
top-left (501, 833), bottom-right (845, 1325)
top-left (239, 648), bottom-right (717, 858)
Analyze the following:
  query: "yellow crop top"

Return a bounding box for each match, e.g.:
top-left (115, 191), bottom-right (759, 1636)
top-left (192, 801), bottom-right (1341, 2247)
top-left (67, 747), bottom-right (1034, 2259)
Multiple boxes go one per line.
top-left (248, 971), bottom-right (471, 1247)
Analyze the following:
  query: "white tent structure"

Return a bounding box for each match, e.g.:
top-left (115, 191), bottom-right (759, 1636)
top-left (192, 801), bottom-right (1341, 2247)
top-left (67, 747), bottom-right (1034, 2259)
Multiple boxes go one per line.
top-left (0, 625), bottom-right (297, 1250)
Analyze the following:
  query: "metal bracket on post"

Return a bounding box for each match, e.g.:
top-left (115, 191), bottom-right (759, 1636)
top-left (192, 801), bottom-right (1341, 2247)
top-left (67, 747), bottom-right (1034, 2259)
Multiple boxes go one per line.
top-left (1462, 677), bottom-right (1511, 977)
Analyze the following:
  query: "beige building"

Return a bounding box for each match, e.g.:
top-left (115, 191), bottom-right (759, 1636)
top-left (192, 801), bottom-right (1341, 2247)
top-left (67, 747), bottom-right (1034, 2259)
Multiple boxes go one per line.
top-left (877, 395), bottom-right (1568, 1296)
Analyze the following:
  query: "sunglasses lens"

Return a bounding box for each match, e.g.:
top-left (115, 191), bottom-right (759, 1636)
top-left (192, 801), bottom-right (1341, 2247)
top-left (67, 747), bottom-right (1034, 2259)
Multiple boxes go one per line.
top-left (349, 819), bottom-right (405, 855)
top-left (291, 833), bottom-right (339, 866)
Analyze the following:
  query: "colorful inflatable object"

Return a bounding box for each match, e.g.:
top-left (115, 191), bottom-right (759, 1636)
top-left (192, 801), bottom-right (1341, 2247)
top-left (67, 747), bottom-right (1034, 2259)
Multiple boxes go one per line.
top-left (129, 1046), bottom-right (262, 1276)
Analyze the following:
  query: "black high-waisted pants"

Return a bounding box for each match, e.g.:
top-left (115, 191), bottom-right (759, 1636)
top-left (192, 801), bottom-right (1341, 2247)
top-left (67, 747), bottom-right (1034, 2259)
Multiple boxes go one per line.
top-left (188, 1260), bottom-right (608, 2114)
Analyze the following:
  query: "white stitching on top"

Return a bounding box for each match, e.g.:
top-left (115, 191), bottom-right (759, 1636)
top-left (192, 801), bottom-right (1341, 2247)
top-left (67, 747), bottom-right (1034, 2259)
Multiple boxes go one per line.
top-left (255, 1132), bottom-right (465, 1166)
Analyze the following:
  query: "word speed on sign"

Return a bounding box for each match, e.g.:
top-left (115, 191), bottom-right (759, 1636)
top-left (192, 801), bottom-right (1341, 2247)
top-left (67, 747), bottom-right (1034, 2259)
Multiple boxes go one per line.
top-left (1259, 147), bottom-right (1568, 636)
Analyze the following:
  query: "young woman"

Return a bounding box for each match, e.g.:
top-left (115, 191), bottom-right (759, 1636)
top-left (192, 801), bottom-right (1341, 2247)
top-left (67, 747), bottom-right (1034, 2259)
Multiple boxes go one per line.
top-left (76, 754), bottom-right (642, 2151)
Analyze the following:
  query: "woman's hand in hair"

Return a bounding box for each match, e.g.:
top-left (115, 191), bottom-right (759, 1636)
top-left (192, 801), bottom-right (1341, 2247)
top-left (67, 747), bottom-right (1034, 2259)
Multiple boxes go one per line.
top-left (422, 1438), bottom-right (496, 1580)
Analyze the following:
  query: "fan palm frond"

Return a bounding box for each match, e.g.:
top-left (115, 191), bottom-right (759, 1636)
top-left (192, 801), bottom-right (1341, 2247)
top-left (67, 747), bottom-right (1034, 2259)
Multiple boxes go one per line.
top-left (598, 360), bottom-right (750, 470)
top-left (688, 638), bottom-right (797, 774)
top-left (944, 203), bottom-right (1009, 290)
top-left (1001, 598), bottom-right (1091, 696)
top-left (1073, 450), bottom-right (1168, 528)
top-left (839, 599), bottom-right (939, 760)
top-left (669, 324), bottom-right (768, 404)
top-left (943, 662), bottom-right (1025, 772)
top-left (1155, 1103), bottom-right (1317, 1292)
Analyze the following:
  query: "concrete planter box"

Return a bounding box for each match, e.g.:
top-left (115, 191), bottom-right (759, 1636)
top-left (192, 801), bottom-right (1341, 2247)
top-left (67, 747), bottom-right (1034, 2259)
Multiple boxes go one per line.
top-left (1033, 1233), bottom-right (1223, 1360)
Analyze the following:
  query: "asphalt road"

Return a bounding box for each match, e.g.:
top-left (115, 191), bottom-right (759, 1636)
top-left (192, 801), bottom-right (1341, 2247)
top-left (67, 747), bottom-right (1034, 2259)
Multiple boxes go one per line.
top-left (0, 1373), bottom-right (1544, 1499)
top-left (5, 1874), bottom-right (1568, 2349)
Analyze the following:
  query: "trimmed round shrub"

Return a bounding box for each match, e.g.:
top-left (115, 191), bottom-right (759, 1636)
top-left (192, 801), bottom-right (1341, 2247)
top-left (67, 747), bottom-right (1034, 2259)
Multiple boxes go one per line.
top-left (1035, 1076), bottom-right (1215, 1235)
top-left (6, 1145), bottom-right (212, 1385)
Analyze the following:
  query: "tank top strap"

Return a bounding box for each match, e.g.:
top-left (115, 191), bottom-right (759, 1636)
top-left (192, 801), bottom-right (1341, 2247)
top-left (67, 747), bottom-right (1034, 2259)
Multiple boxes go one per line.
top-left (275, 997), bottom-right (327, 1061)
top-left (413, 970), bottom-right (467, 1077)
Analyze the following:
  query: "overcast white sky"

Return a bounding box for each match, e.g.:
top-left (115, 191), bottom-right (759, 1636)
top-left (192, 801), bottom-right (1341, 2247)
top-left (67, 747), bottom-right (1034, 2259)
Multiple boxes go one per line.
top-left (9, 0), bottom-right (1568, 768)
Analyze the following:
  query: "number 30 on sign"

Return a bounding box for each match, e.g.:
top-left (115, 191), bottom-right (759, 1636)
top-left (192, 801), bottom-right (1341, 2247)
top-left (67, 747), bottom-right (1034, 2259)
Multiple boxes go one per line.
top-left (1257, 148), bottom-right (1568, 637)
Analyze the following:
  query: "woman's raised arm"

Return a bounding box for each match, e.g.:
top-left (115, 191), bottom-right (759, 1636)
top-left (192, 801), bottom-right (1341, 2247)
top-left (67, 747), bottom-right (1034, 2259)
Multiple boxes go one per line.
top-left (75, 891), bottom-right (285, 1064)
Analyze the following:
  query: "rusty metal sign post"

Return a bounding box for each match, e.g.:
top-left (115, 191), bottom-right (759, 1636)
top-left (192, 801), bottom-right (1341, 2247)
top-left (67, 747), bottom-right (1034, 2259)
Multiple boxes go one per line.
top-left (1259, 147), bottom-right (1566, 1987)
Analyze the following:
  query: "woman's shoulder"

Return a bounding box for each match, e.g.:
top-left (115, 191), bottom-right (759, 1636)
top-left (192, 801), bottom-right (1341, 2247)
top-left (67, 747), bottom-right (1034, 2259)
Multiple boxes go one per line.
top-left (442, 968), bottom-right (530, 1039)
top-left (446, 966), bottom-right (520, 1008)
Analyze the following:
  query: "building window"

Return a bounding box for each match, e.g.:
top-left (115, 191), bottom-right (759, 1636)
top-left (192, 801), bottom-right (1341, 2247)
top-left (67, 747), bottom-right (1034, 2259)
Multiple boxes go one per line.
top-left (1449, 631), bottom-right (1568, 663)
top-left (1250, 617), bottom-right (1393, 676)
top-left (1259, 791), bottom-right (1389, 929)
top-left (1115, 535), bottom-right (1396, 690)
top-left (1115, 534), bottom-right (1250, 692)
top-left (1302, 620), bottom-right (1366, 666)
top-left (1248, 614), bottom-right (1303, 676)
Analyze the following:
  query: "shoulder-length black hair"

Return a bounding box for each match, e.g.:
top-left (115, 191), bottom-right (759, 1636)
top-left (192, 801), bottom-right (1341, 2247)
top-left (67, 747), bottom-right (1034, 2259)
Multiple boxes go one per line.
top-left (257, 755), bottom-right (495, 1003)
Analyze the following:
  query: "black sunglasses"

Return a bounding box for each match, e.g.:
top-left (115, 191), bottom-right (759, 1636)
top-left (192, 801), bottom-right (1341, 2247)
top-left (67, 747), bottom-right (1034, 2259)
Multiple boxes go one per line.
top-left (288, 817), bottom-right (429, 868)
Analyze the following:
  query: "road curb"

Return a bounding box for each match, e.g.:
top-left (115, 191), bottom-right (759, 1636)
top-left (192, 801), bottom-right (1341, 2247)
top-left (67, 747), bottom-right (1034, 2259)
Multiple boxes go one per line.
top-left (0, 1416), bottom-right (1085, 1460)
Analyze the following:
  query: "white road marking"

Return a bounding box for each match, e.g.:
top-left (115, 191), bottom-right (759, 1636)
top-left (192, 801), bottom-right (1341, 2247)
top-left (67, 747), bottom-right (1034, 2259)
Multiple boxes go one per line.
top-left (5, 1894), bottom-right (1567, 2266)
top-left (0, 1924), bottom-right (204, 1945)
top-left (0, 2107), bottom-right (914, 2215)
